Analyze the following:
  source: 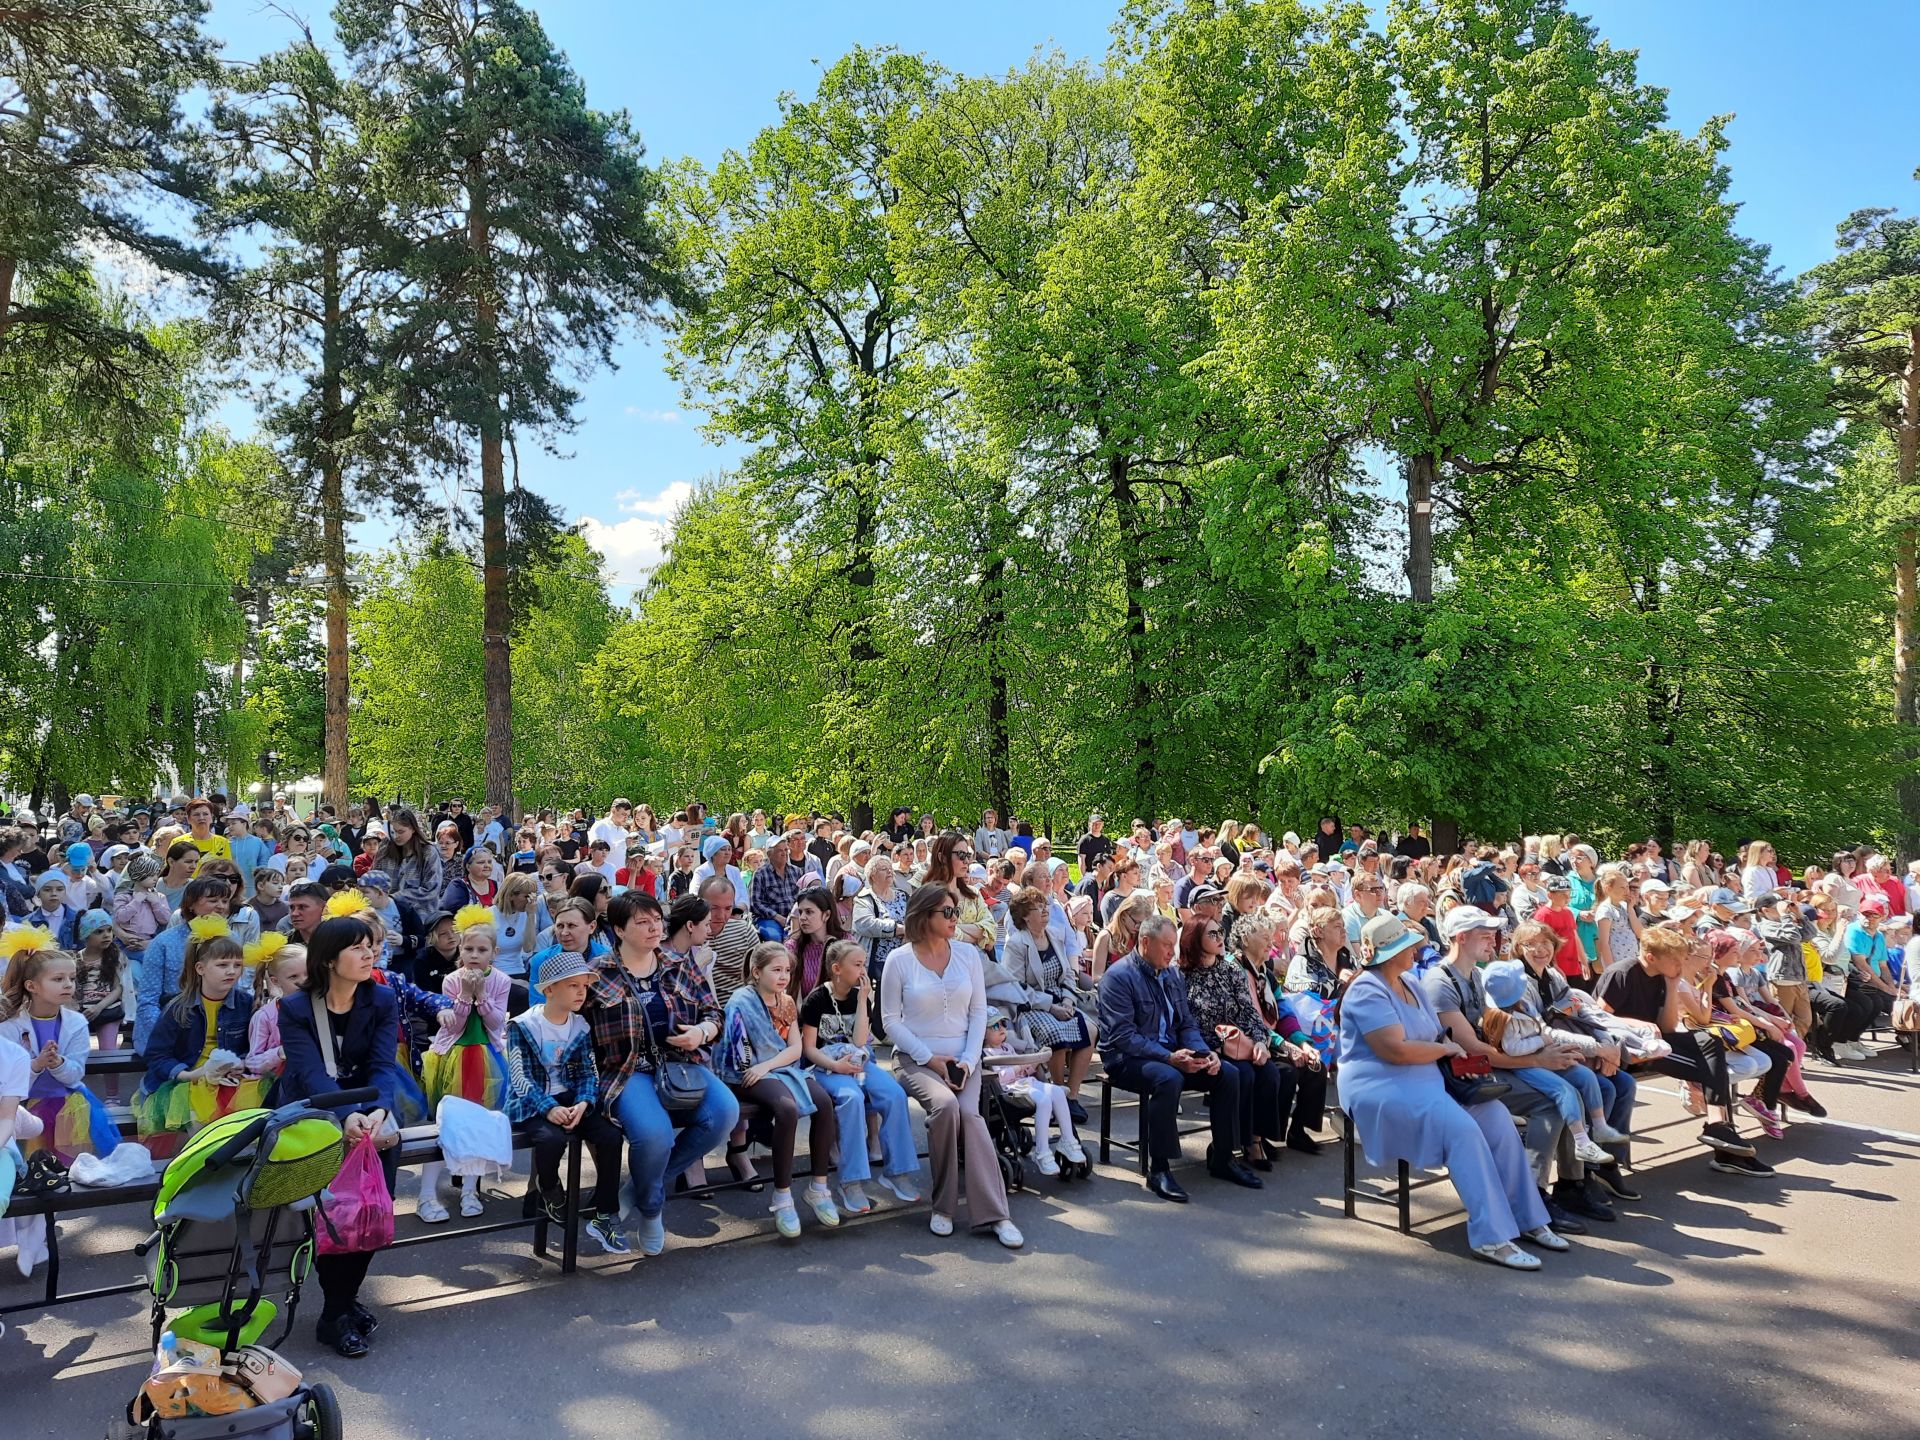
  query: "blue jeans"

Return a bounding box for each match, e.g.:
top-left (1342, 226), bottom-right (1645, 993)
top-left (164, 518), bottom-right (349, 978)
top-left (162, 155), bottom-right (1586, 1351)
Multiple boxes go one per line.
top-left (611, 1067), bottom-right (741, 1219)
top-left (1596, 1067), bottom-right (1636, 1136)
top-left (754, 918), bottom-right (786, 943)
top-left (1509, 1062), bottom-right (1603, 1127)
top-left (814, 1060), bottom-right (917, 1185)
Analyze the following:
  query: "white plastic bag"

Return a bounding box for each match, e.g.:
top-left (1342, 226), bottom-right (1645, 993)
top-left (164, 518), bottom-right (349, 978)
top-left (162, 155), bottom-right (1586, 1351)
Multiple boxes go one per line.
top-left (434, 1096), bottom-right (513, 1180)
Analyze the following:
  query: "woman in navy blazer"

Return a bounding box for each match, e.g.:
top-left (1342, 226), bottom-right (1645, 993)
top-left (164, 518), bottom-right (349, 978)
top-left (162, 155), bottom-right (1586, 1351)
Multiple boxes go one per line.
top-left (280, 915), bottom-right (405, 1358)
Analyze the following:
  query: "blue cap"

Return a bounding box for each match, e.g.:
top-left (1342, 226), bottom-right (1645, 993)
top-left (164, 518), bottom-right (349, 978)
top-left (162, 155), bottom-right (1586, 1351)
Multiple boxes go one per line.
top-left (77, 909), bottom-right (114, 942)
top-left (66, 843), bottom-right (93, 868)
top-left (1483, 959), bottom-right (1531, 1010)
top-left (359, 869), bottom-right (394, 892)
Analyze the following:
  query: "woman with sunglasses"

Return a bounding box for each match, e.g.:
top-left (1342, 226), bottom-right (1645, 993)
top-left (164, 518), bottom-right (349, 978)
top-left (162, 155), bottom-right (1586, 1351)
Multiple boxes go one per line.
top-left (925, 834), bottom-right (991, 950)
top-left (880, 882), bottom-right (1022, 1249)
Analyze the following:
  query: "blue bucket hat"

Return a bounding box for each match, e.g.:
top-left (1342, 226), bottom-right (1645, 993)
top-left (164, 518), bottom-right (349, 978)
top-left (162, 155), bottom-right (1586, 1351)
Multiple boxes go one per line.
top-left (1483, 959), bottom-right (1531, 1010)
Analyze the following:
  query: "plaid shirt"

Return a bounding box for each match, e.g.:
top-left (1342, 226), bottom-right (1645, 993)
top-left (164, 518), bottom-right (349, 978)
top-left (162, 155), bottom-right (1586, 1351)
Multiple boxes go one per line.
top-left (750, 856), bottom-right (799, 926)
top-left (585, 951), bottom-right (722, 1106)
top-left (503, 1014), bottom-right (601, 1123)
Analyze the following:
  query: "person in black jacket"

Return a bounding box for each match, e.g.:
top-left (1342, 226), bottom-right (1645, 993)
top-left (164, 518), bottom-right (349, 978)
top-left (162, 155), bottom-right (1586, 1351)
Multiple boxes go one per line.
top-left (279, 916), bottom-right (406, 1358)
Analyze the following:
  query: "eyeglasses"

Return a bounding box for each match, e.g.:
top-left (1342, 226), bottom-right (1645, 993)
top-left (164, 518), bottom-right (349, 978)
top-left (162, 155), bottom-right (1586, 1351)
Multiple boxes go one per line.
top-left (936, 906), bottom-right (959, 919)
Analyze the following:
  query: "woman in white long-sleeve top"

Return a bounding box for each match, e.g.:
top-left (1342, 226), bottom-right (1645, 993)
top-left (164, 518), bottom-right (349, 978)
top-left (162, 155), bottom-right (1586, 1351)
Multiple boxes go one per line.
top-left (880, 882), bottom-right (1023, 1250)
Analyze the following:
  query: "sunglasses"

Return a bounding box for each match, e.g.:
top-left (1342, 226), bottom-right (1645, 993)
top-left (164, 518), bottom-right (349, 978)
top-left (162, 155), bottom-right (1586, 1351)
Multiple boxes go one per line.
top-left (936, 906), bottom-right (959, 919)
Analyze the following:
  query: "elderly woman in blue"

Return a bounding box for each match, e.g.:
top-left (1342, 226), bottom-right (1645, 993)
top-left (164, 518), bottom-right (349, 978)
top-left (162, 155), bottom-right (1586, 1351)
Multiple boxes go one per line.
top-left (1337, 913), bottom-right (1565, 1271)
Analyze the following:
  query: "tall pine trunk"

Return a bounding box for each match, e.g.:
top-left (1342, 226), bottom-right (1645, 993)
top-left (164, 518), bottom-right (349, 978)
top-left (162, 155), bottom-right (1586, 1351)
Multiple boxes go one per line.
top-left (1112, 453), bottom-right (1156, 818)
top-left (468, 153), bottom-right (513, 817)
top-left (320, 247), bottom-right (351, 812)
top-left (1897, 324), bottom-right (1920, 858)
top-left (981, 481), bottom-right (1013, 821)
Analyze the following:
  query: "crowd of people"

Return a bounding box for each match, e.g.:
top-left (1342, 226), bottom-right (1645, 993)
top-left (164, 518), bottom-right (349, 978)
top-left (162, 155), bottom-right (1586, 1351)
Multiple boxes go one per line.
top-left (2, 793), bottom-right (1916, 1344)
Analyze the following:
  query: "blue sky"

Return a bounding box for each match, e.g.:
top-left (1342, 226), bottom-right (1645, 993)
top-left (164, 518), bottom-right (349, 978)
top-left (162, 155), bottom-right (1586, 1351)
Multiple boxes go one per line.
top-left (200, 1), bottom-right (1920, 592)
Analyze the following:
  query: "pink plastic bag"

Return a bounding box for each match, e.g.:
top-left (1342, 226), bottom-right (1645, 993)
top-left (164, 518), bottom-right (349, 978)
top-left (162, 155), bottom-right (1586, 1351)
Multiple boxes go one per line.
top-left (317, 1139), bottom-right (393, 1254)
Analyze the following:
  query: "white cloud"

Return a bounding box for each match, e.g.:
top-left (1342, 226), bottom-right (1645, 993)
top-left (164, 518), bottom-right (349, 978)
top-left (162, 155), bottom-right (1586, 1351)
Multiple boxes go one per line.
top-left (622, 406), bottom-right (681, 423)
top-left (615, 480), bottom-right (694, 518)
top-left (577, 515), bottom-right (671, 583)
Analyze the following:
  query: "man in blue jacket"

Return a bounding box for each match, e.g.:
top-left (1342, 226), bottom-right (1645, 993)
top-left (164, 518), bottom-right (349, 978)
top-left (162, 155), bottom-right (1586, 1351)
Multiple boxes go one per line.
top-left (1098, 914), bottom-right (1254, 1201)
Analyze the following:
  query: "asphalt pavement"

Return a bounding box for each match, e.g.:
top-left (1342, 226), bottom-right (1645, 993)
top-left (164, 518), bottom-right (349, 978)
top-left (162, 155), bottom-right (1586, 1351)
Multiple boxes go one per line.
top-left (6, 1045), bottom-right (1919, 1440)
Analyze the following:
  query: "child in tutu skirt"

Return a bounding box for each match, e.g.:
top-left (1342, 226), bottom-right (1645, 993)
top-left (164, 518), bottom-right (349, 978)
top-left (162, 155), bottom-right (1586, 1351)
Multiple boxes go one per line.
top-left (416, 906), bottom-right (509, 1221)
top-left (0, 929), bottom-right (119, 1165)
top-left (134, 919), bottom-right (267, 1157)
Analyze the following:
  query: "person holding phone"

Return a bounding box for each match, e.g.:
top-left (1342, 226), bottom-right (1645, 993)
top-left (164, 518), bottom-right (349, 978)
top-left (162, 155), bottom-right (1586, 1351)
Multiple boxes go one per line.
top-left (279, 915), bottom-right (407, 1357)
top-left (880, 883), bottom-right (1022, 1249)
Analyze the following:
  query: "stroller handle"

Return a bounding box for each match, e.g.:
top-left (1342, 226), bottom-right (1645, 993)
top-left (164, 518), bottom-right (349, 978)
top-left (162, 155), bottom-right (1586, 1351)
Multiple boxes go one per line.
top-left (304, 1087), bottom-right (380, 1112)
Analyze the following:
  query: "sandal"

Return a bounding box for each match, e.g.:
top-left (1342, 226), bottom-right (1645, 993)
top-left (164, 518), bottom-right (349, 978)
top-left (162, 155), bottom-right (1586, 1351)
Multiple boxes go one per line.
top-left (1472, 1240), bottom-right (1542, 1271)
top-left (725, 1143), bottom-right (765, 1192)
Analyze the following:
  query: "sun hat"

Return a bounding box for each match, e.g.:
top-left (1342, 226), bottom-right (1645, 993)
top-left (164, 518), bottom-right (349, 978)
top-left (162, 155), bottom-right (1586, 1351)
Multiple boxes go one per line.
top-left (1188, 884), bottom-right (1224, 906)
top-left (1858, 893), bottom-right (1890, 916)
top-left (358, 869), bottom-right (394, 893)
top-left (74, 793), bottom-right (98, 808)
top-left (536, 950), bottom-right (594, 988)
top-left (1482, 959), bottom-right (1530, 1009)
top-left (1440, 905), bottom-right (1503, 941)
top-left (1544, 874), bottom-right (1572, 893)
top-left (702, 835), bottom-right (732, 861)
top-left (76, 909), bottom-right (114, 943)
top-left (1359, 913), bottom-right (1423, 965)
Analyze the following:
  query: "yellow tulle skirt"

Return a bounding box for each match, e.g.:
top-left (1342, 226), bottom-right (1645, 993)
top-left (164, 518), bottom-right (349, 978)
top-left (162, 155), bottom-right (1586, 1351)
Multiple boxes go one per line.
top-left (421, 1040), bottom-right (506, 1113)
top-left (24, 1087), bottom-right (121, 1165)
top-left (133, 1077), bottom-right (271, 1159)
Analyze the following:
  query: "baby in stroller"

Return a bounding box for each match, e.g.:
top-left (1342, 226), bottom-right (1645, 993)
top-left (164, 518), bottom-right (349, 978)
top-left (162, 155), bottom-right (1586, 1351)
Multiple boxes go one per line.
top-left (982, 1010), bottom-right (1088, 1178)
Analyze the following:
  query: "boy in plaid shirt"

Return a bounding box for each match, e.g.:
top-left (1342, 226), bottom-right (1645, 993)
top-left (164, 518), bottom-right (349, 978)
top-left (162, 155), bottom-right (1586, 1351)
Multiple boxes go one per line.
top-left (504, 949), bottom-right (630, 1254)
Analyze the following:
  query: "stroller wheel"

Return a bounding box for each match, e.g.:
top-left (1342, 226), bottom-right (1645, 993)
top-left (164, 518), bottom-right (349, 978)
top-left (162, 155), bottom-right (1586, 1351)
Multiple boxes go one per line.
top-left (1068, 1158), bottom-right (1093, 1181)
top-left (303, 1383), bottom-right (343, 1440)
top-left (997, 1151), bottom-right (1024, 1194)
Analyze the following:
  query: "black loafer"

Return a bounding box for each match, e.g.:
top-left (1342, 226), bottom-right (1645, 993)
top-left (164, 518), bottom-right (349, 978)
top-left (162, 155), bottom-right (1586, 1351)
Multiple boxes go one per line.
top-left (1146, 1169), bottom-right (1189, 1203)
top-left (348, 1301), bottom-right (381, 1336)
top-left (1553, 1181), bottom-right (1616, 1224)
top-left (1209, 1159), bottom-right (1263, 1189)
top-left (1588, 1163), bottom-right (1642, 1202)
top-left (1066, 1098), bottom-right (1088, 1125)
top-left (1540, 1191), bottom-right (1588, 1236)
top-left (316, 1316), bottom-right (370, 1359)
top-left (1286, 1131), bottom-right (1324, 1156)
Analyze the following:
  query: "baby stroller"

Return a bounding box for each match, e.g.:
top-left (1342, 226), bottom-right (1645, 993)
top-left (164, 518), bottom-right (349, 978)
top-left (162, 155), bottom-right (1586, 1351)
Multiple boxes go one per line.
top-left (978, 1070), bottom-right (1035, 1194)
top-left (120, 1086), bottom-right (375, 1440)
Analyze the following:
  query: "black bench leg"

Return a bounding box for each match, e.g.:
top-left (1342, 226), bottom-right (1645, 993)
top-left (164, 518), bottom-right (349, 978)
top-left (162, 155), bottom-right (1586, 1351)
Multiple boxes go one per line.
top-left (1342, 1112), bottom-right (1356, 1219)
top-left (42, 1215), bottom-right (60, 1306)
top-left (562, 1133), bottom-right (582, 1275)
top-left (1098, 1077), bottom-right (1112, 1166)
top-left (1137, 1091), bottom-right (1150, 1176)
top-left (1397, 1159), bottom-right (1411, 1235)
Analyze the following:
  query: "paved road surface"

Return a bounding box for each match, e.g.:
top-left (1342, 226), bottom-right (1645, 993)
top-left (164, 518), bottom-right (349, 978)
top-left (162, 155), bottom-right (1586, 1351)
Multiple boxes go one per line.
top-left (7, 1050), bottom-right (1918, 1439)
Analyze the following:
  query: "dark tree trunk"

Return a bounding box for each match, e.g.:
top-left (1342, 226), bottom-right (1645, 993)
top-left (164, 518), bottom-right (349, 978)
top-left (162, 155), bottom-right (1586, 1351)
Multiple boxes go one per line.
top-left (1406, 452), bottom-right (1436, 604)
top-left (1112, 453), bottom-right (1155, 818)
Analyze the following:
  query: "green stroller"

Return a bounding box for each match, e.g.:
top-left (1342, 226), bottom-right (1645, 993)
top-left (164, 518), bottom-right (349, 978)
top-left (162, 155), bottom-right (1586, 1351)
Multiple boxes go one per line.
top-left (122, 1086), bottom-right (376, 1440)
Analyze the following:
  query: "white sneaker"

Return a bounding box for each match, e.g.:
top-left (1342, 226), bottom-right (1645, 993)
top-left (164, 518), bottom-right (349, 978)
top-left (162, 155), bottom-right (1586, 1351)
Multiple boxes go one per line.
top-left (1573, 1136), bottom-right (1613, 1166)
top-left (1035, 1150), bottom-right (1061, 1177)
top-left (804, 1182), bottom-right (841, 1228)
top-left (928, 1212), bottom-right (954, 1237)
top-left (1589, 1121), bottom-right (1633, 1145)
top-left (416, 1196), bottom-right (450, 1224)
top-left (1058, 1137), bottom-right (1087, 1165)
top-left (991, 1219), bottom-right (1024, 1249)
top-left (771, 1198), bottom-right (801, 1239)
top-left (459, 1190), bottom-right (484, 1218)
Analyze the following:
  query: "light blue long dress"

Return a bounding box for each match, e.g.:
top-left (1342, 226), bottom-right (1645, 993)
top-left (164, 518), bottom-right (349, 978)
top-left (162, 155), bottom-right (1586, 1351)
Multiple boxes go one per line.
top-left (1336, 968), bottom-right (1549, 1248)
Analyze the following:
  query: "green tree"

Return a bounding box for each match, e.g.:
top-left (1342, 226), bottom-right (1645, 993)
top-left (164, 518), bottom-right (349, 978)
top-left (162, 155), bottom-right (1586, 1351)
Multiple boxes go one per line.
top-left (338, 0), bottom-right (692, 813)
top-left (0, 278), bottom-right (289, 801)
top-left (1802, 204), bottom-right (1920, 854)
top-left (0, 0), bottom-right (220, 364)
top-left (202, 26), bottom-right (441, 813)
top-left (665, 47), bottom-right (943, 831)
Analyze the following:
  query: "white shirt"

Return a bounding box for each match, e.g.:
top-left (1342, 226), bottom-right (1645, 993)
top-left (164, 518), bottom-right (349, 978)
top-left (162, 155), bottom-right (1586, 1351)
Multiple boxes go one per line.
top-left (879, 940), bottom-right (987, 1068)
top-left (0, 1040), bottom-right (42, 1141)
top-left (515, 1006), bottom-right (586, 1097)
